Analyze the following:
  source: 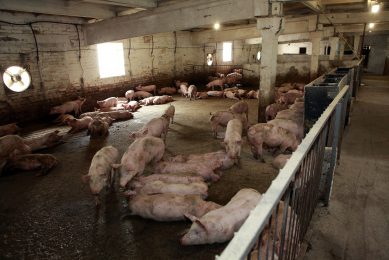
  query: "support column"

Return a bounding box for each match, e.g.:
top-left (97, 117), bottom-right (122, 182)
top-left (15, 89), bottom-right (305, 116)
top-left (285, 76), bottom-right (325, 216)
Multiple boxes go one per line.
top-left (329, 36), bottom-right (339, 60)
top-left (257, 15), bottom-right (284, 122)
top-left (310, 31), bottom-right (323, 80)
top-left (339, 39), bottom-right (345, 60)
top-left (353, 34), bottom-right (361, 54)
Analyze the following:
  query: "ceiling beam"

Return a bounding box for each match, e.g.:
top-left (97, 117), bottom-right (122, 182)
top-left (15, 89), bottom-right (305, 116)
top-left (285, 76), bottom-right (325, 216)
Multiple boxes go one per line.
top-left (82, 0), bottom-right (156, 8)
top-left (321, 0), bottom-right (363, 4)
top-left (335, 23), bottom-right (389, 33)
top-left (83, 0), bottom-right (267, 45)
top-left (302, 1), bottom-right (323, 13)
top-left (319, 11), bottom-right (389, 24)
top-left (0, 0), bottom-right (117, 19)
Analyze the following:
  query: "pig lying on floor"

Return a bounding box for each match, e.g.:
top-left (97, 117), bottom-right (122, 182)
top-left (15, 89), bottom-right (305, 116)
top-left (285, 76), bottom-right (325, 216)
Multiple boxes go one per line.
top-left (181, 188), bottom-right (262, 245)
top-left (128, 194), bottom-right (221, 222)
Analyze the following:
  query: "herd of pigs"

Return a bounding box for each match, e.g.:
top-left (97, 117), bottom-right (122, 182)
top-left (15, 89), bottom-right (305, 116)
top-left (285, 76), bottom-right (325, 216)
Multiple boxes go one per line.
top-left (0, 76), bottom-right (305, 257)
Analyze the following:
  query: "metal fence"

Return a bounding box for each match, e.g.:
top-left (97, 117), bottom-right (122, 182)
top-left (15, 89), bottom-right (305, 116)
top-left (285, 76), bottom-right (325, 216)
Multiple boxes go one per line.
top-left (217, 83), bottom-right (351, 260)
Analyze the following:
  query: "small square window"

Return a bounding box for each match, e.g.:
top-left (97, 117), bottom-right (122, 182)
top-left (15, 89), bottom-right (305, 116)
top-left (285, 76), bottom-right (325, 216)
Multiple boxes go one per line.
top-left (223, 42), bottom-right (232, 62)
top-left (97, 42), bottom-right (125, 78)
top-left (299, 47), bottom-right (307, 54)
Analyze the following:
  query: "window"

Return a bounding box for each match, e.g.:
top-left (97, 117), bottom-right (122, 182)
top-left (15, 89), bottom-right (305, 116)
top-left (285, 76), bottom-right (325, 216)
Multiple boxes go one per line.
top-left (299, 47), bottom-right (307, 54)
top-left (222, 42), bottom-right (232, 62)
top-left (206, 53), bottom-right (214, 66)
top-left (97, 42), bottom-right (125, 78)
top-left (256, 51), bottom-right (261, 61)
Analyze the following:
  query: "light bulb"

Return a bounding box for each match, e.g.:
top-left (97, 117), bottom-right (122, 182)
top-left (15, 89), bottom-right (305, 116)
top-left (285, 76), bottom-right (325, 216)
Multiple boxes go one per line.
top-left (371, 3), bottom-right (380, 13)
top-left (214, 23), bottom-right (220, 30)
top-left (368, 23), bottom-right (375, 29)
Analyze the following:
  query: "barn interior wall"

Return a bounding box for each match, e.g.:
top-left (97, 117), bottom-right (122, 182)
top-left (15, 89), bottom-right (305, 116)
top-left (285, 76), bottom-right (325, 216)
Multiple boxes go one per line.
top-left (363, 34), bottom-right (389, 75)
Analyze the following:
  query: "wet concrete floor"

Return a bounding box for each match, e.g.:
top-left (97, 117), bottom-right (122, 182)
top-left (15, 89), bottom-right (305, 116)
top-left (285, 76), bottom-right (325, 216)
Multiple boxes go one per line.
top-left (0, 96), bottom-right (278, 259)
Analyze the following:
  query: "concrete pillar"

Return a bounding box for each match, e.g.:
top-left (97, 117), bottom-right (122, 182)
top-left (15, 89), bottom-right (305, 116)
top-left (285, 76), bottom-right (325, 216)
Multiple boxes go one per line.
top-left (329, 37), bottom-right (339, 60)
top-left (310, 31), bottom-right (323, 80)
top-left (353, 35), bottom-right (361, 54)
top-left (339, 40), bottom-right (345, 60)
top-left (257, 16), bottom-right (284, 122)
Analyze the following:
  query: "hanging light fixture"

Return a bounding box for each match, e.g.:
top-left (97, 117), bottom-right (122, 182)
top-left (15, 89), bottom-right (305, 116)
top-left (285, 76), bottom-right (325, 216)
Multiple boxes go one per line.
top-left (214, 23), bottom-right (220, 30)
top-left (368, 23), bottom-right (375, 29)
top-left (371, 1), bottom-right (380, 13)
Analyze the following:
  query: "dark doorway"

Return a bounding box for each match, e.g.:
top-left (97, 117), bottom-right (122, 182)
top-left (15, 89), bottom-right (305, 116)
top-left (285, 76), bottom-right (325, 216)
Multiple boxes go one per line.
top-left (362, 45), bottom-right (371, 67)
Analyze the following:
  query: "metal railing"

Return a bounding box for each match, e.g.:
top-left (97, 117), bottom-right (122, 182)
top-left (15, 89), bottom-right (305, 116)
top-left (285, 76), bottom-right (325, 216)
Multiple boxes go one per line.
top-left (217, 84), bottom-right (351, 260)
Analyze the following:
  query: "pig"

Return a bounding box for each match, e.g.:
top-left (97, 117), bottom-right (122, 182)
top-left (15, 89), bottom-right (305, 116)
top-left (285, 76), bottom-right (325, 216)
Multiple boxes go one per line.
top-left (53, 114), bottom-right (75, 125)
top-left (196, 92), bottom-right (208, 99)
top-left (87, 118), bottom-right (109, 138)
top-left (0, 135), bottom-right (31, 168)
top-left (122, 100), bottom-right (141, 112)
top-left (207, 91), bottom-right (224, 97)
top-left (136, 84), bottom-right (157, 95)
top-left (67, 116), bottom-right (94, 134)
top-left (275, 109), bottom-right (303, 125)
top-left (24, 130), bottom-right (63, 152)
top-left (167, 150), bottom-right (234, 171)
top-left (130, 180), bottom-right (208, 198)
top-left (174, 80), bottom-right (188, 88)
top-left (134, 91), bottom-right (153, 100)
top-left (139, 96), bottom-right (155, 106)
top-left (154, 161), bottom-right (222, 182)
top-left (229, 101), bottom-right (249, 120)
top-left (222, 119), bottom-right (242, 165)
top-left (179, 84), bottom-right (188, 97)
top-left (129, 117), bottom-right (169, 141)
top-left (97, 115), bottom-right (115, 126)
top-left (97, 97), bottom-right (118, 108)
top-left (293, 82), bottom-right (305, 91)
top-left (224, 90), bottom-right (239, 100)
top-left (187, 85), bottom-right (197, 101)
top-left (131, 173), bottom-right (204, 188)
top-left (82, 146), bottom-right (119, 204)
top-left (278, 91), bottom-right (303, 105)
top-left (152, 95), bottom-right (173, 105)
top-left (3, 154), bottom-right (58, 176)
top-left (50, 97), bottom-right (86, 116)
top-left (236, 89), bottom-right (247, 98)
top-left (0, 123), bottom-right (20, 137)
top-left (181, 188), bottom-right (262, 245)
top-left (223, 87), bottom-right (238, 93)
top-left (277, 83), bottom-right (294, 94)
top-left (117, 136), bottom-right (165, 188)
top-left (247, 123), bottom-right (299, 160)
top-left (225, 72), bottom-right (242, 86)
top-left (265, 103), bottom-right (289, 121)
top-left (206, 78), bottom-right (225, 91)
top-left (128, 194), bottom-right (221, 222)
top-left (158, 87), bottom-right (176, 95)
top-left (272, 154), bottom-right (292, 170)
top-left (100, 111), bottom-right (133, 121)
top-left (245, 90), bottom-right (257, 99)
top-left (163, 104), bottom-right (175, 124)
top-left (268, 118), bottom-right (304, 140)
top-left (125, 90), bottom-right (135, 100)
top-left (209, 111), bottom-right (248, 138)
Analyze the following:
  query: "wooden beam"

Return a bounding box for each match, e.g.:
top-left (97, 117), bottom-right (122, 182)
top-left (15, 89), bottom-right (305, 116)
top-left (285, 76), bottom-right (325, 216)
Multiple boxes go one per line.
top-left (82, 0), bottom-right (156, 8)
top-left (321, 0), bottom-right (363, 4)
top-left (319, 11), bottom-right (389, 24)
top-left (0, 0), bottom-right (117, 19)
top-left (83, 0), bottom-right (266, 45)
top-left (335, 23), bottom-right (389, 33)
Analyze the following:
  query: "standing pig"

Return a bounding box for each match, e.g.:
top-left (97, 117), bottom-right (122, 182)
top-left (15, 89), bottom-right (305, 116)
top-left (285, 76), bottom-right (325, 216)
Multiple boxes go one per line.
top-left (3, 154), bottom-right (58, 176)
top-left (129, 117), bottom-right (169, 141)
top-left (222, 119), bottom-right (242, 165)
top-left (97, 97), bottom-right (118, 108)
top-left (125, 90), bottom-right (135, 100)
top-left (268, 118), bottom-right (304, 140)
top-left (229, 101), bottom-right (249, 120)
top-left (128, 194), bottom-right (221, 222)
top-left (163, 105), bottom-right (175, 124)
top-left (187, 85), bottom-right (197, 101)
top-left (0, 123), bottom-right (20, 137)
top-left (181, 188), bottom-right (262, 245)
top-left (179, 84), bottom-right (188, 97)
top-left (134, 91), bottom-right (153, 100)
top-left (265, 103), bottom-right (289, 121)
top-left (247, 123), bottom-right (299, 160)
top-left (278, 91), bottom-right (303, 105)
top-left (87, 118), bottom-right (109, 138)
top-left (209, 111), bottom-right (248, 138)
top-left (135, 84), bottom-right (157, 95)
top-left (82, 146), bottom-right (119, 204)
top-left (67, 116), bottom-right (94, 134)
top-left (175, 80), bottom-right (188, 88)
top-left (117, 136), bottom-right (165, 188)
top-left (24, 130), bottom-right (63, 152)
top-left (50, 97), bottom-right (86, 116)
top-left (206, 78), bottom-right (225, 91)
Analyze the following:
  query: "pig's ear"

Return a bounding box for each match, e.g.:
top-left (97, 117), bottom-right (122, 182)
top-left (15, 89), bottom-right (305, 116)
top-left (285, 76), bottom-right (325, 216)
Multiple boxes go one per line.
top-left (81, 175), bottom-right (90, 183)
top-left (184, 213), bottom-right (198, 222)
top-left (195, 220), bottom-right (208, 233)
top-left (111, 163), bottom-right (121, 169)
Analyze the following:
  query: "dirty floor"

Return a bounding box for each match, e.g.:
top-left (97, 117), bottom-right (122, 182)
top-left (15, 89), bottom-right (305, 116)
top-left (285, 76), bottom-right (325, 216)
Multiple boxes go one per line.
top-left (304, 76), bottom-right (389, 260)
top-left (0, 97), bottom-right (278, 259)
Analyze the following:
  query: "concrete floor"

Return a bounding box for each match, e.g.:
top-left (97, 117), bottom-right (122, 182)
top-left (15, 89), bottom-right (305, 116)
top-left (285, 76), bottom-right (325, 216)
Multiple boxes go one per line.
top-left (0, 97), bottom-right (278, 259)
top-left (304, 76), bottom-right (389, 260)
